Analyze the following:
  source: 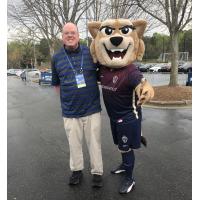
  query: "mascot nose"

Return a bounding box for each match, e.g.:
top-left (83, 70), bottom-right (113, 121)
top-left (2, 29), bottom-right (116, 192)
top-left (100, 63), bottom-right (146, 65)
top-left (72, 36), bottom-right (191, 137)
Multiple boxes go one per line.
top-left (110, 36), bottom-right (123, 46)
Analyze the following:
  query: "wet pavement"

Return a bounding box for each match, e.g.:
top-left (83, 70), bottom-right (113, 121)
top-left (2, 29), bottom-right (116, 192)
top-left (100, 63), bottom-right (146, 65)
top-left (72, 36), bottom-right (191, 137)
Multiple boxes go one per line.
top-left (7, 76), bottom-right (192, 200)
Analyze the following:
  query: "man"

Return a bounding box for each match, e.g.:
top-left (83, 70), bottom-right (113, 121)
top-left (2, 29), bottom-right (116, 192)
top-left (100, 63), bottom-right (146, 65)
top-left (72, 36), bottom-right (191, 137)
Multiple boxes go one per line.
top-left (51, 22), bottom-right (103, 187)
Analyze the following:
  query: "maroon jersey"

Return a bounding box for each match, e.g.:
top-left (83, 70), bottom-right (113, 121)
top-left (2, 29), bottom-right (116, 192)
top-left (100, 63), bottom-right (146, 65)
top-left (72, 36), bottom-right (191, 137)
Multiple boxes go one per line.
top-left (100, 64), bottom-right (143, 120)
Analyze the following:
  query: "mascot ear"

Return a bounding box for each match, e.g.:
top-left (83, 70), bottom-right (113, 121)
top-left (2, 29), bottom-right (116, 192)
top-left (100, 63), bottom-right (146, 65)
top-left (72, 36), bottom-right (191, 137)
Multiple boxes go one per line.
top-left (132, 20), bottom-right (147, 61)
top-left (88, 21), bottom-right (101, 38)
top-left (137, 39), bottom-right (145, 61)
top-left (132, 20), bottom-right (147, 38)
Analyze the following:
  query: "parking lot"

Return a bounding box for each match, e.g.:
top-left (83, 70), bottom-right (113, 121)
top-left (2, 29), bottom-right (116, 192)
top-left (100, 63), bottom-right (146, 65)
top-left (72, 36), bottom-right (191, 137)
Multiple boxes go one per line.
top-left (8, 75), bottom-right (191, 200)
top-left (143, 73), bottom-right (188, 86)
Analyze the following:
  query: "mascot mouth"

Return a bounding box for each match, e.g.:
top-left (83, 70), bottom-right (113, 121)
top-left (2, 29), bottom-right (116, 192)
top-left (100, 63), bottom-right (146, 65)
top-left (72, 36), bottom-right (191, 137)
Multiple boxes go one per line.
top-left (103, 44), bottom-right (130, 60)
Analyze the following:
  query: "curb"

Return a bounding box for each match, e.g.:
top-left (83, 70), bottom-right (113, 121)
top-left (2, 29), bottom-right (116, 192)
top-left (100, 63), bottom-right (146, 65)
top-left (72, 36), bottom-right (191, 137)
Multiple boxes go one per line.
top-left (149, 100), bottom-right (192, 105)
top-left (144, 100), bottom-right (192, 109)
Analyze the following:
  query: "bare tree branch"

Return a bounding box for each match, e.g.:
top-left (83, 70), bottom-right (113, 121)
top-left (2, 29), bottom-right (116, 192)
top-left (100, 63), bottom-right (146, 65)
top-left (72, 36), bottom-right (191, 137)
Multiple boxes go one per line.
top-left (135, 0), bottom-right (167, 25)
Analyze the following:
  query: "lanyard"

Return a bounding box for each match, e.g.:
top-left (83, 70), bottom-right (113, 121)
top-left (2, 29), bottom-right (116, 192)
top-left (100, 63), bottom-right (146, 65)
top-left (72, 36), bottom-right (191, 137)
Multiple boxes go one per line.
top-left (64, 46), bottom-right (84, 74)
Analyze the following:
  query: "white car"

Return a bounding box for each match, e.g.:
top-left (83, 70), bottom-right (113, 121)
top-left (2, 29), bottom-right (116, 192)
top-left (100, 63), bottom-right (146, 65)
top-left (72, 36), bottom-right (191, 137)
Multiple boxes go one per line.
top-left (20, 69), bottom-right (41, 82)
top-left (15, 69), bottom-right (24, 77)
top-left (26, 69), bottom-right (41, 82)
top-left (149, 63), bottom-right (168, 72)
top-left (7, 69), bottom-right (17, 76)
top-left (181, 62), bottom-right (192, 73)
top-left (149, 64), bottom-right (162, 72)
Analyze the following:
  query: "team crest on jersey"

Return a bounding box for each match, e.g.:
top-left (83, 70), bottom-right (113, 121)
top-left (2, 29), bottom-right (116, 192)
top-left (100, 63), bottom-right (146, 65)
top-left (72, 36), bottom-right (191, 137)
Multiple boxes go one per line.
top-left (122, 135), bottom-right (128, 143)
top-left (113, 76), bottom-right (118, 84)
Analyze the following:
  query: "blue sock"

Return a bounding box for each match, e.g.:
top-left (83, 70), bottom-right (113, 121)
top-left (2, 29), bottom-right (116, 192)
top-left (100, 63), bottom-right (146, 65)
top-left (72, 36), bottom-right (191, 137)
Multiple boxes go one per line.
top-left (121, 150), bottom-right (135, 179)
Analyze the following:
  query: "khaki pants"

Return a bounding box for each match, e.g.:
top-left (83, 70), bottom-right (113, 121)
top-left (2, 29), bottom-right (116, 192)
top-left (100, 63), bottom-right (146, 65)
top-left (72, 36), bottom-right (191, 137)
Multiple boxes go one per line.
top-left (63, 112), bottom-right (103, 175)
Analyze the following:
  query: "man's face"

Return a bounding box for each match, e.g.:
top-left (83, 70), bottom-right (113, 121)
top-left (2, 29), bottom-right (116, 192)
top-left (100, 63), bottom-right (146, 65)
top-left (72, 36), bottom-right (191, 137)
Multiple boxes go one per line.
top-left (62, 23), bottom-right (79, 49)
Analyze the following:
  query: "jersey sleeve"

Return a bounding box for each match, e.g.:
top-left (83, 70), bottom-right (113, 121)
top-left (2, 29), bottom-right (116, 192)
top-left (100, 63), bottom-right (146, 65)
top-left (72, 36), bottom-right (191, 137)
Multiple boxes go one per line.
top-left (128, 66), bottom-right (143, 89)
top-left (51, 56), bottom-right (60, 86)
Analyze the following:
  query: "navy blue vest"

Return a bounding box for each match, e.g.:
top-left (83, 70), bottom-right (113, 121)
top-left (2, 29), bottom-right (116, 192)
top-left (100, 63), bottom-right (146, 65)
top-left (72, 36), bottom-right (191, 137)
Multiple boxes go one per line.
top-left (52, 44), bottom-right (101, 117)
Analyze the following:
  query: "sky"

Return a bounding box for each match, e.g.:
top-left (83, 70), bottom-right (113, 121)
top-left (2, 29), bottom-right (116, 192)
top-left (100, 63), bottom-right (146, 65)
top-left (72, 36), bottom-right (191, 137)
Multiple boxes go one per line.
top-left (7, 0), bottom-right (194, 42)
top-left (7, 0), bottom-right (171, 41)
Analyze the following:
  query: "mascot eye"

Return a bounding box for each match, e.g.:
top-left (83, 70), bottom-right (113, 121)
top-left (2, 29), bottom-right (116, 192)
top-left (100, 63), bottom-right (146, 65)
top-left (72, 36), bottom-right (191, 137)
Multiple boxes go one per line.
top-left (120, 27), bottom-right (132, 34)
top-left (100, 27), bottom-right (113, 35)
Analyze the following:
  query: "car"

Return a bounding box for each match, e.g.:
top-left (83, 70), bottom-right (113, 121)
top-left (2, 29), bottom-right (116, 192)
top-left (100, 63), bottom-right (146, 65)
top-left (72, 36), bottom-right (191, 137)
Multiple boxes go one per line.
top-left (133, 62), bottom-right (144, 70)
top-left (178, 65), bottom-right (185, 73)
top-left (39, 70), bottom-right (52, 85)
top-left (180, 62), bottom-right (192, 73)
top-left (20, 69), bottom-right (41, 82)
top-left (7, 69), bottom-right (17, 76)
top-left (158, 63), bottom-right (171, 72)
top-left (140, 63), bottom-right (156, 72)
top-left (15, 69), bottom-right (24, 77)
top-left (149, 63), bottom-right (166, 72)
top-left (178, 60), bottom-right (186, 67)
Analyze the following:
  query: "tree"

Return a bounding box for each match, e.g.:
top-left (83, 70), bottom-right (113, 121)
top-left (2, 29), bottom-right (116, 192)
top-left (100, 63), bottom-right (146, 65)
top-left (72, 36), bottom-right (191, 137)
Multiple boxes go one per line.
top-left (7, 42), bottom-right (23, 69)
top-left (143, 33), bottom-right (171, 60)
top-left (91, 0), bottom-right (161, 34)
top-left (179, 29), bottom-right (192, 57)
top-left (7, 39), bottom-right (36, 69)
top-left (134, 0), bottom-right (192, 86)
top-left (8, 0), bottom-right (95, 56)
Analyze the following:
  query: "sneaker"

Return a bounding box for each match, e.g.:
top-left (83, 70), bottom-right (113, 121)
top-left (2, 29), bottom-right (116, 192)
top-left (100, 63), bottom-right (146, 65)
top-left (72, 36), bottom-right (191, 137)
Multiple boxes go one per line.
top-left (69, 170), bottom-right (83, 185)
top-left (92, 174), bottom-right (103, 188)
top-left (119, 177), bottom-right (135, 194)
top-left (111, 164), bottom-right (126, 174)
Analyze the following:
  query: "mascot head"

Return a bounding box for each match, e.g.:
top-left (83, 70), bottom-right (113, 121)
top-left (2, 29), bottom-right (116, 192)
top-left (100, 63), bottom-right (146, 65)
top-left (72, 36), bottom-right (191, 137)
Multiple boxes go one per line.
top-left (88, 19), bottom-right (147, 68)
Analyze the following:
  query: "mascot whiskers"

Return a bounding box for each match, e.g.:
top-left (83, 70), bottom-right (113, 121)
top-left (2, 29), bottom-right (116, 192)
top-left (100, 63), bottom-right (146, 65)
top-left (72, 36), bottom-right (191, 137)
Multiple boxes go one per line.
top-left (88, 19), bottom-right (154, 194)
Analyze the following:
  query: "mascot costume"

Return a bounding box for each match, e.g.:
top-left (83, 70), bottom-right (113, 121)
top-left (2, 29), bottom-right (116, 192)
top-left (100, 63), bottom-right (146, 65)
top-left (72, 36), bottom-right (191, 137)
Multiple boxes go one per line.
top-left (88, 19), bottom-right (154, 194)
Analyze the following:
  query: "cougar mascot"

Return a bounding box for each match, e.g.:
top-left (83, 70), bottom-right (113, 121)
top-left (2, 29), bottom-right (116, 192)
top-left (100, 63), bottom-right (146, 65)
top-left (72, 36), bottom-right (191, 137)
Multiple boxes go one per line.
top-left (88, 19), bottom-right (154, 194)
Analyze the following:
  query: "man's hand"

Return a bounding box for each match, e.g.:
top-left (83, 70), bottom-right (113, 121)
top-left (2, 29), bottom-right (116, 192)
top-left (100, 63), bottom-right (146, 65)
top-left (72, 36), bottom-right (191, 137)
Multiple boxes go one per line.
top-left (135, 79), bottom-right (154, 106)
top-left (54, 86), bottom-right (60, 94)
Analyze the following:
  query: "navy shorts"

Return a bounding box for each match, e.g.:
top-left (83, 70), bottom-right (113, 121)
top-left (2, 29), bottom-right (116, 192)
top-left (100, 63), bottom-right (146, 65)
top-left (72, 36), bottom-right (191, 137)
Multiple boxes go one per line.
top-left (110, 117), bottom-right (141, 151)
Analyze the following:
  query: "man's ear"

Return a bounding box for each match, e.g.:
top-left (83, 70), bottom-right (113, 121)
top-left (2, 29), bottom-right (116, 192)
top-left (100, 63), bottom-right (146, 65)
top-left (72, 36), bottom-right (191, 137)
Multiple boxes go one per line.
top-left (132, 19), bottom-right (147, 38)
top-left (88, 21), bottom-right (101, 38)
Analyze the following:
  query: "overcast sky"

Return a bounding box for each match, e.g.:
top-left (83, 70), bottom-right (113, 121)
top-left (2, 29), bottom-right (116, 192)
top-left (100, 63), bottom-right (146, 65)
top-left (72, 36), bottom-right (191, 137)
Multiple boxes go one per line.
top-left (7, 0), bottom-right (193, 41)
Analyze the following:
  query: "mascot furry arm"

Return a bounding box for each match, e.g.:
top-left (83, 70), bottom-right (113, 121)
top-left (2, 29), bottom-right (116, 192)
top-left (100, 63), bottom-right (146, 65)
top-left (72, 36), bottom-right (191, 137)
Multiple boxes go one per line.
top-left (88, 19), bottom-right (154, 105)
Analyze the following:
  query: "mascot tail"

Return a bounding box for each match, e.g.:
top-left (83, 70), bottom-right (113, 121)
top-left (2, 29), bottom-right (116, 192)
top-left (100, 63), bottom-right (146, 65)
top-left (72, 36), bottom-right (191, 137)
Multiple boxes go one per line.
top-left (141, 136), bottom-right (147, 147)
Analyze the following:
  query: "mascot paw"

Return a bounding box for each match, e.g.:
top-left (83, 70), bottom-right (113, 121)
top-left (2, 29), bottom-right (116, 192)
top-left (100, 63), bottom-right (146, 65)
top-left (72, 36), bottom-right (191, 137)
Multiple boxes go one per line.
top-left (136, 79), bottom-right (154, 105)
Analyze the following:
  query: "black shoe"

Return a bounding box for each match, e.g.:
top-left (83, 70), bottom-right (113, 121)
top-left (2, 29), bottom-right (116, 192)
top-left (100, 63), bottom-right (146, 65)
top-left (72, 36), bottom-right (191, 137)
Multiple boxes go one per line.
top-left (69, 170), bottom-right (83, 185)
top-left (92, 174), bottom-right (103, 188)
top-left (111, 164), bottom-right (126, 174)
top-left (119, 177), bottom-right (135, 194)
